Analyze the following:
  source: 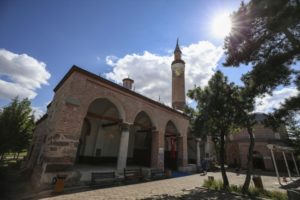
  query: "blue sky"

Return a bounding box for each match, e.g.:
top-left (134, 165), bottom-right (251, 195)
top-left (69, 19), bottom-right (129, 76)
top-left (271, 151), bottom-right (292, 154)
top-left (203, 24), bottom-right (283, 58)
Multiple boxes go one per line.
top-left (0, 0), bottom-right (298, 117)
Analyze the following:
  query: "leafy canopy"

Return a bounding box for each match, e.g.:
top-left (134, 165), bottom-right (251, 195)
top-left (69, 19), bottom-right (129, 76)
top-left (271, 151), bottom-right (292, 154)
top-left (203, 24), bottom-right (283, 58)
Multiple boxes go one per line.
top-left (187, 71), bottom-right (241, 137)
top-left (0, 97), bottom-right (35, 155)
top-left (224, 0), bottom-right (300, 95)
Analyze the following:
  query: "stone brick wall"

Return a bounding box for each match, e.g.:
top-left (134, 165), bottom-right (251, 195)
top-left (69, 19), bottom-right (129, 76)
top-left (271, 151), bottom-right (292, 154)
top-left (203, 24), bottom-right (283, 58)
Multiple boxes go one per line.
top-left (29, 68), bottom-right (189, 183)
top-left (226, 123), bottom-right (289, 171)
top-left (26, 119), bottom-right (47, 168)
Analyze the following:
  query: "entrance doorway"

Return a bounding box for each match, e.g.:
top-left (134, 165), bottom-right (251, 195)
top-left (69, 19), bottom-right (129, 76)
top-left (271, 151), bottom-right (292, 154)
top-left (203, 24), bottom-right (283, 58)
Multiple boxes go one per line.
top-left (164, 121), bottom-right (179, 170)
top-left (253, 151), bottom-right (265, 170)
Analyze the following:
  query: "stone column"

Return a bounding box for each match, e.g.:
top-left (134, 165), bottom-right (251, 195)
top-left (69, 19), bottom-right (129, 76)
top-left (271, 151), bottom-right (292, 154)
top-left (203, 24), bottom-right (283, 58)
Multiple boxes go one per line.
top-left (196, 138), bottom-right (201, 166)
top-left (282, 151), bottom-right (292, 179)
top-left (117, 123), bottom-right (131, 174)
top-left (177, 135), bottom-right (188, 168)
top-left (205, 135), bottom-right (212, 158)
top-left (151, 130), bottom-right (164, 169)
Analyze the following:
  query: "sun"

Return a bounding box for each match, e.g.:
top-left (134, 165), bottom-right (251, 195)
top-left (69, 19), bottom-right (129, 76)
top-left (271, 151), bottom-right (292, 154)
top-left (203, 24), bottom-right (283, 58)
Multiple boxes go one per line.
top-left (211, 13), bottom-right (232, 38)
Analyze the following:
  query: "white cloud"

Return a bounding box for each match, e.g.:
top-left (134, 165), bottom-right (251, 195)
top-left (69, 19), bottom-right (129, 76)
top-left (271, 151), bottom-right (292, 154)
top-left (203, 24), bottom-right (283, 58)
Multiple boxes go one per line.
top-left (106, 55), bottom-right (119, 66)
top-left (105, 41), bottom-right (223, 106)
top-left (0, 49), bottom-right (51, 100)
top-left (31, 106), bottom-right (46, 120)
top-left (255, 87), bottom-right (299, 113)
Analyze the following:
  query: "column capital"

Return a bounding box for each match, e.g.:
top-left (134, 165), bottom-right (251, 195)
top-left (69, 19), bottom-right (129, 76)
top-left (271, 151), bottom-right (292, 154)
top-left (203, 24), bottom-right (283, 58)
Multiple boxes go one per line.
top-left (119, 123), bottom-right (132, 131)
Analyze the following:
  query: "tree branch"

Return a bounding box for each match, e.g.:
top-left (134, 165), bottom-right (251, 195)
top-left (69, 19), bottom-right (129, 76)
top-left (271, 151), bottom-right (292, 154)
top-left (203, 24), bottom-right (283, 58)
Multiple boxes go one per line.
top-left (284, 28), bottom-right (300, 49)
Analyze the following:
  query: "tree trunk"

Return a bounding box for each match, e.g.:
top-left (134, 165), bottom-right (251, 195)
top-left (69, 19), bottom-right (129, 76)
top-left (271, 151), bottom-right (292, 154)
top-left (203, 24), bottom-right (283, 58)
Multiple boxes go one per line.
top-left (212, 139), bottom-right (220, 163)
top-left (16, 152), bottom-right (20, 160)
top-left (283, 29), bottom-right (300, 49)
top-left (220, 131), bottom-right (229, 189)
top-left (1, 153), bottom-right (6, 161)
top-left (242, 125), bottom-right (255, 193)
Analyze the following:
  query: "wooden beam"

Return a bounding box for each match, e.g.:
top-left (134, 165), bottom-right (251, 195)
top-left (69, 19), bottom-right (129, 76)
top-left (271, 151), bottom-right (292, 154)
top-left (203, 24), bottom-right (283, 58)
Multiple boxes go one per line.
top-left (165, 134), bottom-right (178, 137)
top-left (102, 122), bottom-right (119, 128)
top-left (87, 112), bottom-right (122, 122)
top-left (133, 122), bottom-right (156, 130)
top-left (136, 129), bottom-right (152, 133)
top-left (165, 131), bottom-right (179, 136)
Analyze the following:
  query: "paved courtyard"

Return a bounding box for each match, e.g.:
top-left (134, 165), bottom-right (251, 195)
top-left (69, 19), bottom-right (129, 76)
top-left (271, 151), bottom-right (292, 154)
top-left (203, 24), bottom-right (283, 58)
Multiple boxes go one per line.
top-left (37, 171), bottom-right (297, 200)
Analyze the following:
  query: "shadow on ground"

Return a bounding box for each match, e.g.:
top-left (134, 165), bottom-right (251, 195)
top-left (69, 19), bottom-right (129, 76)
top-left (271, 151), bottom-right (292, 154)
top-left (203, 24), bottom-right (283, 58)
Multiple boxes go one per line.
top-left (141, 187), bottom-right (254, 200)
top-left (281, 178), bottom-right (300, 190)
top-left (226, 168), bottom-right (281, 177)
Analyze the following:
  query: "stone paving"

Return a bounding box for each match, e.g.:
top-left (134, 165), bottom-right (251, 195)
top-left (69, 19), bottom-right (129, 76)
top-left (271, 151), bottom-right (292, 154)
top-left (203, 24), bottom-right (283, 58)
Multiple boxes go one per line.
top-left (40, 172), bottom-right (292, 200)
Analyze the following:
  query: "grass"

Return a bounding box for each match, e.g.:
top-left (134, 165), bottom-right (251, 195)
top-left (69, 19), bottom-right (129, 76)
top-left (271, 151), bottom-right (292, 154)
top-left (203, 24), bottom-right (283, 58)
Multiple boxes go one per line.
top-left (203, 178), bottom-right (288, 200)
top-left (2, 151), bottom-right (27, 160)
top-left (0, 151), bottom-right (32, 199)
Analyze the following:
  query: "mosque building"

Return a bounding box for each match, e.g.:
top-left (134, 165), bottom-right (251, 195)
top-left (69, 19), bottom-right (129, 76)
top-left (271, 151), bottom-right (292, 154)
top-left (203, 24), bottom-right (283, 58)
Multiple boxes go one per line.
top-left (25, 40), bottom-right (297, 186)
top-left (25, 40), bottom-right (193, 184)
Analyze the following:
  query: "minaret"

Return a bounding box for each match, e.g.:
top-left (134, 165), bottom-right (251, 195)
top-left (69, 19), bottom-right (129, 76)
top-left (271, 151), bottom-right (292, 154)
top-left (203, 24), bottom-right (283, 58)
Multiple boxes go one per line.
top-left (171, 39), bottom-right (186, 110)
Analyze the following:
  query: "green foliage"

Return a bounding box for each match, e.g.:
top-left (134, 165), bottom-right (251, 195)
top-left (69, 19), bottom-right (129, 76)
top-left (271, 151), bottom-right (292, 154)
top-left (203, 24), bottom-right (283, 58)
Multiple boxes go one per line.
top-left (188, 71), bottom-right (245, 188)
top-left (203, 179), bottom-right (288, 200)
top-left (0, 97), bottom-right (35, 156)
top-left (224, 0), bottom-right (300, 96)
top-left (224, 0), bottom-right (300, 192)
top-left (203, 179), bottom-right (223, 190)
top-left (187, 71), bottom-right (241, 137)
top-left (228, 184), bottom-right (242, 193)
top-left (188, 71), bottom-right (257, 191)
top-left (268, 111), bottom-right (300, 154)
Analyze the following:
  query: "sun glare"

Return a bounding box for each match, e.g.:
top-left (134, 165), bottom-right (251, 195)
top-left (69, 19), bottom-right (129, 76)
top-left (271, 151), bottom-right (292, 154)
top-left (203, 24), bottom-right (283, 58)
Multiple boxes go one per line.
top-left (212, 13), bottom-right (232, 38)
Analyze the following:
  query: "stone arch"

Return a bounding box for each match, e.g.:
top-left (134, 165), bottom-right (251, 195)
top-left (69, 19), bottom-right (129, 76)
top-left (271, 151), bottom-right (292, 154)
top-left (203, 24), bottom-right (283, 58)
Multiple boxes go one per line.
top-left (164, 120), bottom-right (180, 170)
top-left (132, 110), bottom-right (156, 128)
top-left (76, 97), bottom-right (123, 166)
top-left (128, 111), bottom-right (154, 167)
top-left (82, 95), bottom-right (126, 121)
top-left (163, 119), bottom-right (183, 136)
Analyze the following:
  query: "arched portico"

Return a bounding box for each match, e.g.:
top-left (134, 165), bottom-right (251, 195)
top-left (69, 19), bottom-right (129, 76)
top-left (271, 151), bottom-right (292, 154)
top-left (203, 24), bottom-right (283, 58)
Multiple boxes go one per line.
top-left (129, 111), bottom-right (154, 167)
top-left (83, 95), bottom-right (126, 121)
top-left (76, 98), bottom-right (123, 167)
top-left (164, 120), bottom-right (180, 170)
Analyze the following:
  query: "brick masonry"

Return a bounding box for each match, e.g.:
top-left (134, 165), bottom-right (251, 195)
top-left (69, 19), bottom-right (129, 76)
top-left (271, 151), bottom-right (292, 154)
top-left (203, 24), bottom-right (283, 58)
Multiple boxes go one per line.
top-left (226, 123), bottom-right (290, 171)
top-left (26, 66), bottom-right (189, 184)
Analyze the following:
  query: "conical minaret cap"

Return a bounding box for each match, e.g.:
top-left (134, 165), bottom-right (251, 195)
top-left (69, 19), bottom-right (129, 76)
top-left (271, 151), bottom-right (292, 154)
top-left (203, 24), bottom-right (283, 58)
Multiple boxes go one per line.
top-left (174, 38), bottom-right (182, 53)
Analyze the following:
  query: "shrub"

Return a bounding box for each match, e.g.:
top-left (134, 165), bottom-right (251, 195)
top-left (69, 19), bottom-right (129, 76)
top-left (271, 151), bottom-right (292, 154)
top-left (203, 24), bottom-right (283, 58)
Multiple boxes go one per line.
top-left (203, 179), bottom-right (223, 190)
top-left (202, 178), bottom-right (287, 200)
top-left (228, 184), bottom-right (242, 193)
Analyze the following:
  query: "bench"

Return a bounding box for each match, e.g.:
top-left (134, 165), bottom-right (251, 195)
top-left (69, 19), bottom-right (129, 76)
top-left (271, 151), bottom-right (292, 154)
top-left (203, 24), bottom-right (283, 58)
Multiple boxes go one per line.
top-left (91, 171), bottom-right (121, 186)
top-left (124, 168), bottom-right (143, 182)
top-left (150, 168), bottom-right (166, 180)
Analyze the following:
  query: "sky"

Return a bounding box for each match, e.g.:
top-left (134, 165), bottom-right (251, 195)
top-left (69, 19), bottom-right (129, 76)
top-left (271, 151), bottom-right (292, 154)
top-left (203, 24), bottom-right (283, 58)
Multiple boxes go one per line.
top-left (0, 0), bottom-right (298, 119)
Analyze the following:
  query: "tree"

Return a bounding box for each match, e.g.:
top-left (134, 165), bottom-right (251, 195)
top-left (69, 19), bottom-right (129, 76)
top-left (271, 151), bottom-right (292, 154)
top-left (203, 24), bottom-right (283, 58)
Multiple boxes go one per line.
top-left (234, 88), bottom-right (256, 193)
top-left (188, 71), bottom-right (241, 189)
top-left (224, 0), bottom-right (300, 192)
top-left (224, 0), bottom-right (300, 96)
top-left (284, 113), bottom-right (300, 154)
top-left (0, 98), bottom-right (35, 159)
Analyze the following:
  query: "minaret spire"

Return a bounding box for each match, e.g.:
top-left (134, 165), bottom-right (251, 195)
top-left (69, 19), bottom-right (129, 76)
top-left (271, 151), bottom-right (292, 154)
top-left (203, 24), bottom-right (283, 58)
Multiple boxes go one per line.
top-left (174, 38), bottom-right (181, 54)
top-left (171, 39), bottom-right (186, 110)
top-left (172, 38), bottom-right (184, 64)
